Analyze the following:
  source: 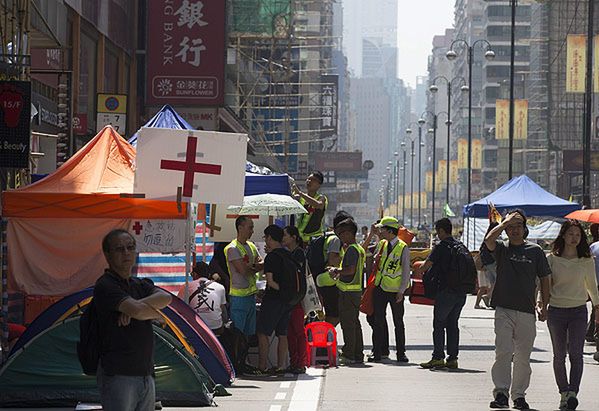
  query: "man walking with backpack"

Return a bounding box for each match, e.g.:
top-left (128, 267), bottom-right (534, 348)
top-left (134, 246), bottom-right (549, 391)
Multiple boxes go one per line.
top-left (256, 225), bottom-right (301, 375)
top-left (415, 218), bottom-right (474, 370)
top-left (485, 210), bottom-right (551, 410)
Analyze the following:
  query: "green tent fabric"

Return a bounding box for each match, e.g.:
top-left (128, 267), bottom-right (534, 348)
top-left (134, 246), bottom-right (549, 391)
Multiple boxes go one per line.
top-left (0, 317), bottom-right (215, 407)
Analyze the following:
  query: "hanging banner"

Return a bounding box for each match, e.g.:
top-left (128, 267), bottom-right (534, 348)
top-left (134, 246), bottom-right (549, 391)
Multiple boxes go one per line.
top-left (405, 193), bottom-right (411, 209)
top-left (420, 192), bottom-right (427, 209)
top-left (398, 194), bottom-right (403, 212)
top-left (566, 34), bottom-right (586, 93)
top-left (457, 138), bottom-right (468, 169)
top-left (450, 160), bottom-right (458, 184)
top-left (435, 169), bottom-right (442, 193)
top-left (472, 139), bottom-right (482, 169)
top-left (438, 160), bottom-right (447, 186)
top-left (495, 99), bottom-right (509, 139)
top-left (425, 171), bottom-right (433, 192)
top-left (514, 99), bottom-right (528, 140)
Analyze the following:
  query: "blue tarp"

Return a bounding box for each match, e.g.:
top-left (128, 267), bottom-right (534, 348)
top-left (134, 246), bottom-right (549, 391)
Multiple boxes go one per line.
top-left (463, 174), bottom-right (580, 218)
top-left (128, 105), bottom-right (289, 196)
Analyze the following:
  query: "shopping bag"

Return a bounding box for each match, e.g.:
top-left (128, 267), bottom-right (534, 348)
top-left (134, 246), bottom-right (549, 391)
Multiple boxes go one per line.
top-left (359, 273), bottom-right (376, 315)
top-left (302, 267), bottom-right (323, 315)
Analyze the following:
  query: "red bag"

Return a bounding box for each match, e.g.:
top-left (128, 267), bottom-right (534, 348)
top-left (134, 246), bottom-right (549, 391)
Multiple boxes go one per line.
top-left (360, 252), bottom-right (382, 316)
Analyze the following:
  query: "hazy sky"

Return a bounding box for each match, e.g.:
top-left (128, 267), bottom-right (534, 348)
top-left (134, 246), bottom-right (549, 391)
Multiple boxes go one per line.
top-left (397, 1), bottom-right (455, 87)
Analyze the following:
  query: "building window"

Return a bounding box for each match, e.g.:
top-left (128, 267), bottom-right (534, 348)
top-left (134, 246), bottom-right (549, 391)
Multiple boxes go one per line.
top-left (79, 31), bottom-right (97, 130)
top-left (104, 45), bottom-right (119, 94)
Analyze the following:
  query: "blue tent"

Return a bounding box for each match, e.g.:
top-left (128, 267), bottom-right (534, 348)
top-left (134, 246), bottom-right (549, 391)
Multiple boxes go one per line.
top-left (128, 105), bottom-right (194, 146)
top-left (463, 174), bottom-right (580, 218)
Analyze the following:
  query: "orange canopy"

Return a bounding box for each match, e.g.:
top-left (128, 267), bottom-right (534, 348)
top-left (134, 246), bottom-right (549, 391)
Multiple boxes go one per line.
top-left (1, 126), bottom-right (187, 219)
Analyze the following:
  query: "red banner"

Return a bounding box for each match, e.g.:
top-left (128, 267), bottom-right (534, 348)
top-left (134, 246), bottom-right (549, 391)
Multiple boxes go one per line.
top-left (146, 0), bottom-right (225, 105)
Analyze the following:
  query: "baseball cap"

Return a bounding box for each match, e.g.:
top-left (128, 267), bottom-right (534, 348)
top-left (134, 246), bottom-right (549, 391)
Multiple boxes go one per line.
top-left (375, 216), bottom-right (399, 230)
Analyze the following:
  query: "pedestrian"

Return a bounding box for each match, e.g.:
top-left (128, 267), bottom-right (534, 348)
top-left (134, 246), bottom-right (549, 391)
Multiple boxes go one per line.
top-left (585, 223), bottom-right (599, 353)
top-left (93, 229), bottom-right (172, 411)
top-left (177, 261), bottom-right (228, 335)
top-left (256, 225), bottom-right (295, 375)
top-left (328, 218), bottom-right (366, 365)
top-left (415, 218), bottom-right (468, 370)
top-left (308, 210), bottom-right (350, 326)
top-left (545, 220), bottom-right (599, 411)
top-left (292, 171), bottom-right (328, 243)
top-left (369, 216), bottom-right (411, 363)
top-left (484, 210), bottom-right (551, 410)
top-left (282, 225), bottom-right (308, 374)
top-left (225, 216), bottom-right (264, 337)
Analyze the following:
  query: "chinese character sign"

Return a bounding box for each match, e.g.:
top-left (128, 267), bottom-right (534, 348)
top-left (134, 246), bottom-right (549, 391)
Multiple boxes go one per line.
top-left (130, 219), bottom-right (187, 253)
top-left (514, 99), bottom-right (528, 140)
top-left (425, 171), bottom-right (433, 192)
top-left (566, 35), bottom-right (586, 93)
top-left (321, 74), bottom-right (338, 137)
top-left (146, 0), bottom-right (225, 105)
top-left (438, 160), bottom-right (447, 186)
top-left (472, 139), bottom-right (482, 169)
top-left (495, 99), bottom-right (509, 140)
top-left (449, 160), bottom-right (458, 184)
top-left (0, 81), bottom-right (31, 168)
top-left (457, 138), bottom-right (468, 169)
top-left (594, 35), bottom-right (599, 93)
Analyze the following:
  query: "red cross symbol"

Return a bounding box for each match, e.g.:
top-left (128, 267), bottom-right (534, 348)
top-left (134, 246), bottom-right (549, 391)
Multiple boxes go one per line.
top-left (132, 221), bottom-right (143, 235)
top-left (160, 136), bottom-right (222, 197)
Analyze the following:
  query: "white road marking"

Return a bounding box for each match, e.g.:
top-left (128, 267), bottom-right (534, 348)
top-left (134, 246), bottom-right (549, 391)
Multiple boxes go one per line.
top-left (280, 381), bottom-right (292, 388)
top-left (269, 406), bottom-right (282, 411)
top-left (275, 392), bottom-right (287, 400)
top-left (287, 367), bottom-right (324, 411)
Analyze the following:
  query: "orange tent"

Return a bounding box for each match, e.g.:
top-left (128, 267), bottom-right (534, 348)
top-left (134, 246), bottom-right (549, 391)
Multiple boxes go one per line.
top-left (1, 126), bottom-right (187, 295)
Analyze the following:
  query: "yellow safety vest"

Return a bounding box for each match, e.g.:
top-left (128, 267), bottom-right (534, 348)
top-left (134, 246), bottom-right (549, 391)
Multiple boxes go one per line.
top-left (374, 239), bottom-right (407, 293)
top-left (336, 243), bottom-right (365, 292)
top-left (224, 239), bottom-right (259, 297)
top-left (297, 193), bottom-right (328, 242)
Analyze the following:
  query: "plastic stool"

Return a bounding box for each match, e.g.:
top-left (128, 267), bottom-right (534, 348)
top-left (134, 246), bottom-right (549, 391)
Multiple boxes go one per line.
top-left (305, 321), bottom-right (337, 367)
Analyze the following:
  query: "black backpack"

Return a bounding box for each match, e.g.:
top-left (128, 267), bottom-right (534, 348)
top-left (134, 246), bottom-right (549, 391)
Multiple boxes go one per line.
top-left (306, 233), bottom-right (332, 280)
top-left (273, 248), bottom-right (307, 306)
top-left (445, 240), bottom-right (477, 294)
top-left (77, 299), bottom-right (100, 376)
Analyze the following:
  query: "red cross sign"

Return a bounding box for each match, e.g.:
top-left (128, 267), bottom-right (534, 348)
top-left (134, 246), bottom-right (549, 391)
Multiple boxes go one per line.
top-left (160, 136), bottom-right (222, 197)
top-left (132, 221), bottom-right (143, 235)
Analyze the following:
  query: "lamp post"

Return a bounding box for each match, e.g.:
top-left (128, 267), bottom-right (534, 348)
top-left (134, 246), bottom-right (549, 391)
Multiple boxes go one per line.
top-left (446, 39), bottom-right (495, 205)
top-left (429, 76), bottom-right (465, 213)
top-left (401, 142), bottom-right (407, 225)
top-left (420, 110), bottom-right (442, 224)
top-left (405, 125), bottom-right (420, 228)
top-left (394, 151), bottom-right (400, 217)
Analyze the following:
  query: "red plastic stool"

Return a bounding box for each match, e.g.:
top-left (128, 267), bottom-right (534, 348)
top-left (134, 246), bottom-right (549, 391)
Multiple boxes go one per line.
top-left (305, 321), bottom-right (337, 367)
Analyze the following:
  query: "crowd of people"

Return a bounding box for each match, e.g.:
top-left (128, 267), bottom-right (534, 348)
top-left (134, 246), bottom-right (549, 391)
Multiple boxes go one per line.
top-left (89, 170), bottom-right (599, 411)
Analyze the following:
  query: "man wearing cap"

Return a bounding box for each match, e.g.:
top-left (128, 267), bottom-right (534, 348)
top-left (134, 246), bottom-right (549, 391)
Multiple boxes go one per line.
top-left (370, 216), bottom-right (411, 363)
top-left (292, 171), bottom-right (328, 243)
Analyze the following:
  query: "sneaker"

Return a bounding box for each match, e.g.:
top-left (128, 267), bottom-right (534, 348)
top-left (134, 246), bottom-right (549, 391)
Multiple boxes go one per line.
top-left (489, 392), bottom-right (509, 409)
top-left (566, 391), bottom-right (578, 410)
top-left (339, 355), bottom-right (356, 366)
top-left (559, 392), bottom-right (568, 411)
top-left (397, 353), bottom-right (409, 363)
top-left (367, 355), bottom-right (382, 363)
top-left (513, 397), bottom-right (530, 410)
top-left (445, 358), bottom-right (458, 369)
top-left (419, 358), bottom-right (445, 369)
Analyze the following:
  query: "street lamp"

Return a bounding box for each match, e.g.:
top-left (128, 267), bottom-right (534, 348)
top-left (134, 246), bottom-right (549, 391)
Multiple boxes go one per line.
top-left (446, 39), bottom-right (495, 205)
top-left (394, 151), bottom-right (400, 217)
top-left (416, 117), bottom-right (426, 228)
top-left (429, 76), bottom-right (466, 214)
top-left (405, 126), bottom-right (419, 229)
top-left (400, 142), bottom-right (407, 225)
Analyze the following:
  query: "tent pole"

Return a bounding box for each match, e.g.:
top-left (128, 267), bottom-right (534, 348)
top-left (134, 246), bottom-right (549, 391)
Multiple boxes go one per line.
top-left (1, 218), bottom-right (8, 365)
top-left (184, 201), bottom-right (192, 302)
top-left (202, 206), bottom-right (207, 264)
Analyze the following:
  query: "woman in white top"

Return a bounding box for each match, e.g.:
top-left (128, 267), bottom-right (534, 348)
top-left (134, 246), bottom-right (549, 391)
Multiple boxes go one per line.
top-left (545, 220), bottom-right (599, 411)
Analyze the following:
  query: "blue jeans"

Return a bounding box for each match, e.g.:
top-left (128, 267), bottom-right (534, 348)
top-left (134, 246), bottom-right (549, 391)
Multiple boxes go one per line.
top-left (230, 294), bottom-right (257, 336)
top-left (432, 289), bottom-right (466, 360)
top-left (97, 366), bottom-right (155, 411)
top-left (547, 305), bottom-right (588, 393)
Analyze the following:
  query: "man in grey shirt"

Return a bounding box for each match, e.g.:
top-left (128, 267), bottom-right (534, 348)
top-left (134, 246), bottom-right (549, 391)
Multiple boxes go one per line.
top-left (485, 210), bottom-right (551, 410)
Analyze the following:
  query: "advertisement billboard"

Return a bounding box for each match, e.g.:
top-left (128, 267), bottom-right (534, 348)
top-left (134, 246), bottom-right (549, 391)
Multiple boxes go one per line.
top-left (0, 81), bottom-right (31, 168)
top-left (146, 0), bottom-right (226, 105)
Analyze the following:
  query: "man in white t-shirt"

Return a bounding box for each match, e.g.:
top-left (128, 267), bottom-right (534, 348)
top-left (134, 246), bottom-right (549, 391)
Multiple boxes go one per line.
top-left (178, 262), bottom-right (228, 334)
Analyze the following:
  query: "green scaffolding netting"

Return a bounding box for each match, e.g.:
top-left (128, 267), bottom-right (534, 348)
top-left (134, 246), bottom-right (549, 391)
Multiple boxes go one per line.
top-left (231, 0), bottom-right (291, 35)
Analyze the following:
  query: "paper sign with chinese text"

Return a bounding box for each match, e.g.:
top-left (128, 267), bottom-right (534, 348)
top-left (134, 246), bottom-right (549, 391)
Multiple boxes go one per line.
top-left (566, 35), bottom-right (586, 93)
top-left (130, 219), bottom-right (187, 253)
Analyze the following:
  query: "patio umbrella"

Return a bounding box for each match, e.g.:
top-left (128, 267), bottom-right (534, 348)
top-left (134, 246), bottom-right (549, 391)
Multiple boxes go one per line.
top-left (227, 193), bottom-right (307, 217)
top-left (565, 209), bottom-right (599, 224)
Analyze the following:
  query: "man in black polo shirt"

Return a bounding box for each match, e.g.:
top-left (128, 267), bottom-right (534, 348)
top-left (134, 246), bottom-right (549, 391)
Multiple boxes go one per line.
top-left (94, 229), bottom-right (172, 411)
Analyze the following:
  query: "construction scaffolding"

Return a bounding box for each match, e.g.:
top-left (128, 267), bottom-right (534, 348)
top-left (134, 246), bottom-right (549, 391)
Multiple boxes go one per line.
top-left (227, 0), bottom-right (339, 178)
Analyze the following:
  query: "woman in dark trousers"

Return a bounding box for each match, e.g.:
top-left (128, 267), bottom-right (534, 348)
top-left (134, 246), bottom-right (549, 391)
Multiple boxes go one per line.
top-left (282, 225), bottom-right (308, 374)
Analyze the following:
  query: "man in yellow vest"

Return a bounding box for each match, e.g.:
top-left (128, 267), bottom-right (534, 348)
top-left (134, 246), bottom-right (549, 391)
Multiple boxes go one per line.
top-left (328, 218), bottom-right (366, 365)
top-left (370, 216), bottom-right (411, 363)
top-left (292, 171), bottom-right (328, 243)
top-left (225, 216), bottom-right (264, 337)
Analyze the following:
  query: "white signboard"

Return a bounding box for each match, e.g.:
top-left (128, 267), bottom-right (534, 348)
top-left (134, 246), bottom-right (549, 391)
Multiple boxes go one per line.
top-left (96, 113), bottom-right (127, 133)
top-left (207, 204), bottom-right (271, 243)
top-left (134, 128), bottom-right (247, 204)
top-left (129, 219), bottom-right (187, 253)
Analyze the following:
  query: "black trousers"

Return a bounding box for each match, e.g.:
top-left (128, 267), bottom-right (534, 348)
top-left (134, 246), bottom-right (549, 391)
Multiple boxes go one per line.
top-left (372, 286), bottom-right (405, 358)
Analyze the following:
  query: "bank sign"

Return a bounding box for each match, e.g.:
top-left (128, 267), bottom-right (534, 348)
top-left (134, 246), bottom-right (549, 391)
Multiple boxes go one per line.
top-left (146, 0), bottom-right (225, 105)
top-left (0, 81), bottom-right (31, 168)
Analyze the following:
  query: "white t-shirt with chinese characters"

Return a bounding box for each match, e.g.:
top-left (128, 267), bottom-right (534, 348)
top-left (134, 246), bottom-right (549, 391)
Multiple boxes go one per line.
top-left (178, 278), bottom-right (227, 330)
